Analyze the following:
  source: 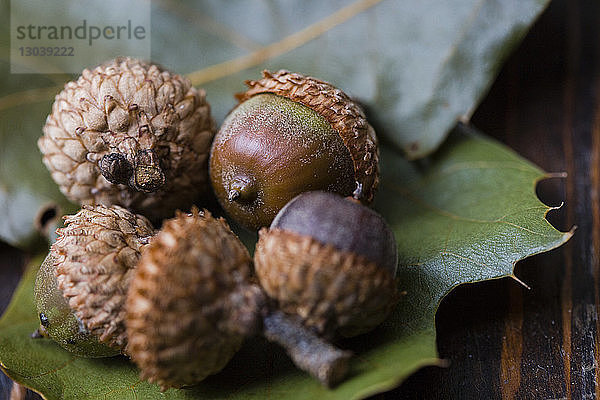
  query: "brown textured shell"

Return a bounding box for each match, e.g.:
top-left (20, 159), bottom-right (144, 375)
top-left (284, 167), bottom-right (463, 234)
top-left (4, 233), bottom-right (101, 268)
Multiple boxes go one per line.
top-left (51, 205), bottom-right (154, 350)
top-left (236, 70), bottom-right (379, 203)
top-left (38, 57), bottom-right (215, 221)
top-left (126, 209), bottom-right (257, 390)
top-left (254, 229), bottom-right (398, 338)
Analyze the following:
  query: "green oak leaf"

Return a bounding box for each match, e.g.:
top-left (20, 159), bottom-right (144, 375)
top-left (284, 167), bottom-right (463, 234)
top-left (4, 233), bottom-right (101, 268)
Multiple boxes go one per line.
top-left (0, 125), bottom-right (572, 399)
top-left (0, 0), bottom-right (550, 248)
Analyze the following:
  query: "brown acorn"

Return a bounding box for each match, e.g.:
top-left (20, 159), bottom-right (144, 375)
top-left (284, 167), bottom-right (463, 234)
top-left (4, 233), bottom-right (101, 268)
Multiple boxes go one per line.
top-left (254, 191), bottom-right (399, 338)
top-left (38, 57), bottom-right (215, 221)
top-left (126, 209), bottom-right (351, 390)
top-left (209, 70), bottom-right (379, 230)
top-left (33, 205), bottom-right (154, 356)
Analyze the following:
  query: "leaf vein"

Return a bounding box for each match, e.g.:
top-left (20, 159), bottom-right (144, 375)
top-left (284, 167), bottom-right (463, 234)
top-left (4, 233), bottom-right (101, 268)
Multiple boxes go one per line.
top-left (157, 0), bottom-right (262, 51)
top-left (0, 86), bottom-right (59, 112)
top-left (96, 380), bottom-right (142, 400)
top-left (493, 205), bottom-right (550, 222)
top-left (405, 162), bottom-right (540, 192)
top-left (495, 220), bottom-right (557, 237)
top-left (186, 0), bottom-right (385, 85)
top-left (440, 251), bottom-right (491, 271)
top-left (1, 357), bottom-right (76, 380)
top-left (390, 181), bottom-right (558, 238)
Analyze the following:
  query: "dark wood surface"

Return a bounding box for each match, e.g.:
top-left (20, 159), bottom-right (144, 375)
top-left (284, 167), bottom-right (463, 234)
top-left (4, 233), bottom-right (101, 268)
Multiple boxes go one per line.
top-left (392, 0), bottom-right (599, 398)
top-left (0, 0), bottom-right (597, 398)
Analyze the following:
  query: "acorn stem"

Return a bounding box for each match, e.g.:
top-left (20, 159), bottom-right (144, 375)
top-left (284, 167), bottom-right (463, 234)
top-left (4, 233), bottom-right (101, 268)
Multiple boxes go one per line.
top-left (228, 176), bottom-right (257, 203)
top-left (31, 326), bottom-right (48, 339)
top-left (131, 149), bottom-right (165, 193)
top-left (228, 189), bottom-right (240, 202)
top-left (262, 310), bottom-right (351, 388)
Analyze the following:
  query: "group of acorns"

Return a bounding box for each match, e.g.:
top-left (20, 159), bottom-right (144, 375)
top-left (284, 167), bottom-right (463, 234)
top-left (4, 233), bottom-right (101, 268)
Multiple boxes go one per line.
top-left (34, 58), bottom-right (400, 390)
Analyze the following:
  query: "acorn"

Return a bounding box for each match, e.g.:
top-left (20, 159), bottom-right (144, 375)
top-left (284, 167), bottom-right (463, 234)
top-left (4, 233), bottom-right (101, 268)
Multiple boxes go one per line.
top-left (33, 205), bottom-right (154, 356)
top-left (209, 70), bottom-right (379, 230)
top-left (33, 253), bottom-right (118, 357)
top-left (254, 191), bottom-right (399, 339)
top-left (126, 209), bottom-right (351, 390)
top-left (38, 57), bottom-right (215, 222)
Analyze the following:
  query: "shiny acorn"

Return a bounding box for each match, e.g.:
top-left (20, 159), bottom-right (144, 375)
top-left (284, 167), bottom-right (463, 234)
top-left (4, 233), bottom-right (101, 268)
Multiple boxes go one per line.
top-left (254, 191), bottom-right (399, 338)
top-left (209, 70), bottom-right (379, 230)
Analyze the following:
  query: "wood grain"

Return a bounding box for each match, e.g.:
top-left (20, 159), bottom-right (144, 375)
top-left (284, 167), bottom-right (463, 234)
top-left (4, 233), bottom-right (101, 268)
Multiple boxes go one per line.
top-left (392, 0), bottom-right (599, 398)
top-left (592, 65), bottom-right (600, 400)
top-left (500, 284), bottom-right (523, 400)
top-left (561, 0), bottom-right (577, 397)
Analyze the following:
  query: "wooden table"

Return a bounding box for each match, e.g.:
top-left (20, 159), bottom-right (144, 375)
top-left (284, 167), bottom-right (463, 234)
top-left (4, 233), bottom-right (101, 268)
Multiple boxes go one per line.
top-left (392, 0), bottom-right (599, 398)
top-left (1, 0), bottom-right (597, 398)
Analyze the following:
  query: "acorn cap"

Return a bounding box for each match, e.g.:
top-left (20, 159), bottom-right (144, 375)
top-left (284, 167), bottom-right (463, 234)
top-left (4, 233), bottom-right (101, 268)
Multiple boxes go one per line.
top-left (126, 209), bottom-right (261, 390)
top-left (38, 57), bottom-right (215, 221)
top-left (254, 191), bottom-right (398, 337)
top-left (256, 230), bottom-right (398, 338)
top-left (51, 205), bottom-right (154, 350)
top-left (236, 70), bottom-right (379, 203)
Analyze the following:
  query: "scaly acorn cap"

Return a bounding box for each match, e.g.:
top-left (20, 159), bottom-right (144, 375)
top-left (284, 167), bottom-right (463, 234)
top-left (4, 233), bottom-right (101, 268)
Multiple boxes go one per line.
top-left (256, 230), bottom-right (398, 338)
top-left (254, 191), bottom-right (398, 338)
top-left (51, 205), bottom-right (155, 350)
top-left (236, 70), bottom-right (379, 203)
top-left (38, 57), bottom-right (215, 221)
top-left (126, 209), bottom-right (262, 390)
